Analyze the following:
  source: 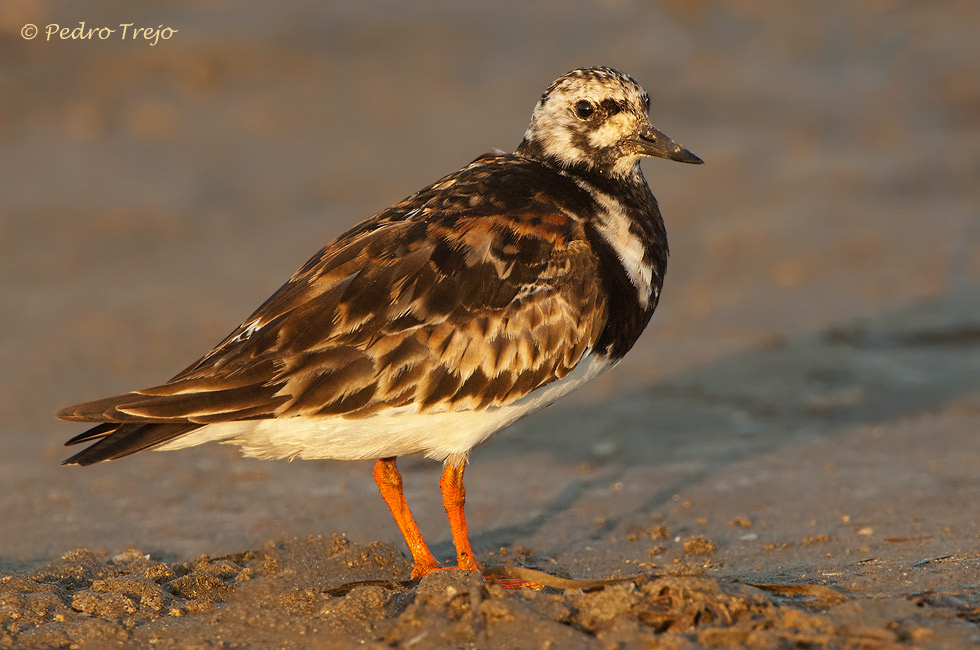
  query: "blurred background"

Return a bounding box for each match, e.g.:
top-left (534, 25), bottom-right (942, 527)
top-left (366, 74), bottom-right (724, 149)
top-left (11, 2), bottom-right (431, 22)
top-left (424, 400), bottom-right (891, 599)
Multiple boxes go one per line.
top-left (1, 1), bottom-right (978, 579)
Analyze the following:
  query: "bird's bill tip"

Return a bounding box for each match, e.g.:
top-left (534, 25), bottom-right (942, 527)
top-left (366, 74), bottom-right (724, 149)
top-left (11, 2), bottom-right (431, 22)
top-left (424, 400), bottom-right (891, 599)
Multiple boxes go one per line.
top-left (667, 146), bottom-right (703, 165)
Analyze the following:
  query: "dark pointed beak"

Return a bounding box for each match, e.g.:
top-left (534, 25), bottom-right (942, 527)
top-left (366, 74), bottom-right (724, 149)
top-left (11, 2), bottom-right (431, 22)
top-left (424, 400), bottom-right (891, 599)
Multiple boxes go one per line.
top-left (636, 123), bottom-right (703, 164)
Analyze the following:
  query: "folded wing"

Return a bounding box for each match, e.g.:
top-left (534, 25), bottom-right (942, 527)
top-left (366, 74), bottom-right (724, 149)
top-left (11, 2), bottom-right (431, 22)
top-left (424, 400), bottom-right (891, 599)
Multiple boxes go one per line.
top-left (60, 155), bottom-right (606, 464)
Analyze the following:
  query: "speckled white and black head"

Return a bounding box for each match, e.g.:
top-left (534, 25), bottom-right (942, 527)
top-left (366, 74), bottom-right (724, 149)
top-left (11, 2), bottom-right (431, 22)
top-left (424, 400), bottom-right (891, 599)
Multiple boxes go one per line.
top-left (516, 66), bottom-right (701, 180)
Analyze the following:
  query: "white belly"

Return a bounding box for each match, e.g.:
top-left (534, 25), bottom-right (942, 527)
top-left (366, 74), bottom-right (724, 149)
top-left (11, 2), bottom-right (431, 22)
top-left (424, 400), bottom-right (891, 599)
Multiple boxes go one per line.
top-left (157, 353), bottom-right (614, 466)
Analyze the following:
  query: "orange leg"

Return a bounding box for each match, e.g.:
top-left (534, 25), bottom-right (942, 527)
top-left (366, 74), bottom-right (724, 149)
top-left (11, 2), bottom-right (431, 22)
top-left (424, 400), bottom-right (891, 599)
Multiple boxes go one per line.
top-left (374, 458), bottom-right (440, 579)
top-left (440, 461), bottom-right (481, 572)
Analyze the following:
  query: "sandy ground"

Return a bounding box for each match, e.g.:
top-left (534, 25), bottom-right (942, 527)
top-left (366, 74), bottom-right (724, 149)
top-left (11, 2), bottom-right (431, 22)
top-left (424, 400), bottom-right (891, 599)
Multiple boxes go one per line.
top-left (2, 1), bottom-right (979, 647)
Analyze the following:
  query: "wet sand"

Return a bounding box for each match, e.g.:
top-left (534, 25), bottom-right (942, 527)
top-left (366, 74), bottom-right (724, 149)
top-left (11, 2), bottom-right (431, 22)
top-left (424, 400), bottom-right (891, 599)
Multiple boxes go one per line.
top-left (2, 1), bottom-right (979, 647)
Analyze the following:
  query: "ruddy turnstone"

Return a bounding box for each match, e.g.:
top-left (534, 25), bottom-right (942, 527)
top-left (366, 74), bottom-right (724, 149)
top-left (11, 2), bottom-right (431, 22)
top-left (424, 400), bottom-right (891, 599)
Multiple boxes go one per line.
top-left (59, 67), bottom-right (701, 579)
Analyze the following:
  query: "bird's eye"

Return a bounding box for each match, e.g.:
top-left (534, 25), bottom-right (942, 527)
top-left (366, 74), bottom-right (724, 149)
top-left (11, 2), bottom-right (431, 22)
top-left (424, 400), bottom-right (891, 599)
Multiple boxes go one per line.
top-left (574, 100), bottom-right (596, 120)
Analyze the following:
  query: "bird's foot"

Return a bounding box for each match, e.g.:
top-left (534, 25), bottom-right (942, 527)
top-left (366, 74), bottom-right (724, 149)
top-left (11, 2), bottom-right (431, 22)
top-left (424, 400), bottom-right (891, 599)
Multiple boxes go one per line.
top-left (411, 563), bottom-right (483, 580)
top-left (409, 560), bottom-right (442, 580)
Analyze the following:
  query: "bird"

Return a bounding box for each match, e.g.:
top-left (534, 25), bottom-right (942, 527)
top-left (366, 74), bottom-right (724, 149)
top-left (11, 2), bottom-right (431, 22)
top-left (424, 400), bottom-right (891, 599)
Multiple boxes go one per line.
top-left (58, 67), bottom-right (702, 580)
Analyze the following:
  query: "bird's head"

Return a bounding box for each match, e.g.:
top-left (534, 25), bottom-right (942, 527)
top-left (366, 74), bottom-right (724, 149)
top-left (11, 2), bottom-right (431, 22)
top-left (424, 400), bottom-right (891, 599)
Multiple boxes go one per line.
top-left (517, 67), bottom-right (702, 179)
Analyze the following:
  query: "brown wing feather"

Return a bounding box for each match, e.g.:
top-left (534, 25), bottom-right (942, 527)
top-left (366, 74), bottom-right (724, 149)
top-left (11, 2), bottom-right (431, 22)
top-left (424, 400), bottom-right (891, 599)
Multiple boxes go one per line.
top-left (58, 154), bottom-right (605, 439)
top-left (63, 422), bottom-right (203, 466)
